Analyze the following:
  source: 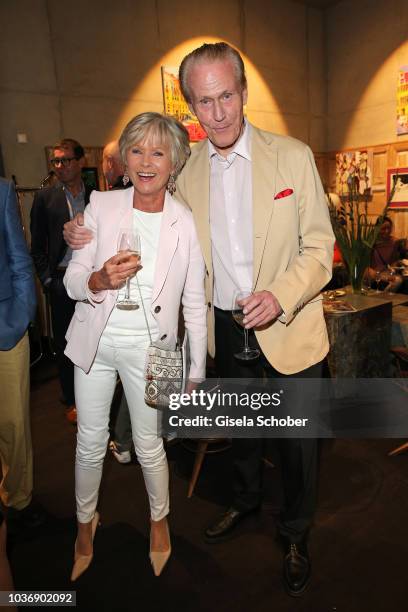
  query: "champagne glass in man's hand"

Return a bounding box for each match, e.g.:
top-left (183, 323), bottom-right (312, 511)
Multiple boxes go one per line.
top-left (116, 229), bottom-right (141, 310)
top-left (232, 289), bottom-right (260, 361)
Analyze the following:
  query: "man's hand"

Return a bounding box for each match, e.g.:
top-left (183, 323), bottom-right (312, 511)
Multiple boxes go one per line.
top-left (63, 213), bottom-right (93, 249)
top-left (88, 252), bottom-right (141, 292)
top-left (241, 290), bottom-right (283, 328)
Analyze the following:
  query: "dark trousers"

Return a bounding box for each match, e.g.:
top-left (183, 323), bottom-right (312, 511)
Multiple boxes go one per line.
top-left (214, 306), bottom-right (321, 543)
top-left (48, 273), bottom-right (76, 406)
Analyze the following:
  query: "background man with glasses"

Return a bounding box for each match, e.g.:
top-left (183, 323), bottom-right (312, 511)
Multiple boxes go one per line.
top-left (30, 138), bottom-right (93, 423)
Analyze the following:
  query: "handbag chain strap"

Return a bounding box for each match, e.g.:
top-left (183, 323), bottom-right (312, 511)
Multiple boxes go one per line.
top-left (135, 270), bottom-right (179, 351)
top-left (135, 273), bottom-right (152, 345)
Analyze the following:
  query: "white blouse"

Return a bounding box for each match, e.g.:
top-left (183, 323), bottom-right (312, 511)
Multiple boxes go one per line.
top-left (101, 208), bottom-right (163, 344)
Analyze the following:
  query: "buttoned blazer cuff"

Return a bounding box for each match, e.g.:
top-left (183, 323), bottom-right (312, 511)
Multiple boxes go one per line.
top-left (265, 284), bottom-right (296, 325)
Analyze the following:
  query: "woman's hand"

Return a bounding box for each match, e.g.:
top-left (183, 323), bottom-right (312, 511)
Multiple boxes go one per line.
top-left (88, 252), bottom-right (141, 292)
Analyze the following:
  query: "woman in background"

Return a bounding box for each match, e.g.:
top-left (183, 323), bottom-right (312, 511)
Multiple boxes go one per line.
top-left (368, 216), bottom-right (407, 291)
top-left (370, 216), bottom-right (406, 271)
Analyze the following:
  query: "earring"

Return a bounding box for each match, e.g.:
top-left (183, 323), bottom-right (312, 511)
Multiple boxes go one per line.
top-left (122, 170), bottom-right (130, 186)
top-left (167, 174), bottom-right (176, 196)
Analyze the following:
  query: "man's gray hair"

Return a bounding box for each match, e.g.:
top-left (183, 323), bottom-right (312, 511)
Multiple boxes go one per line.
top-left (179, 42), bottom-right (247, 104)
top-left (119, 112), bottom-right (190, 176)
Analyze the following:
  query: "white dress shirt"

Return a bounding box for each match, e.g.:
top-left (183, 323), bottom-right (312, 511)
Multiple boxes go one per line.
top-left (209, 120), bottom-right (253, 310)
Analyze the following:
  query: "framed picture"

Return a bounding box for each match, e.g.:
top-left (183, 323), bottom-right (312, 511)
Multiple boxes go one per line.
top-left (386, 167), bottom-right (408, 209)
top-left (81, 167), bottom-right (99, 191)
top-left (161, 66), bottom-right (207, 142)
top-left (397, 66), bottom-right (408, 136)
top-left (335, 150), bottom-right (372, 196)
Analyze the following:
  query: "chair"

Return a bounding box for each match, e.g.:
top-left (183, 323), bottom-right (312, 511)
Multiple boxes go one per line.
top-left (183, 363), bottom-right (233, 498)
top-left (183, 438), bottom-right (231, 498)
top-left (184, 439), bottom-right (276, 497)
top-left (388, 346), bottom-right (408, 456)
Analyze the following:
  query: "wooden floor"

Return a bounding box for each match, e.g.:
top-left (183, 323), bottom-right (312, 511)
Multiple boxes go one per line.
top-left (8, 356), bottom-right (408, 612)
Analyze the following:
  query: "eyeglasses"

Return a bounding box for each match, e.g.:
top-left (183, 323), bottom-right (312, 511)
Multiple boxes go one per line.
top-left (50, 157), bottom-right (76, 167)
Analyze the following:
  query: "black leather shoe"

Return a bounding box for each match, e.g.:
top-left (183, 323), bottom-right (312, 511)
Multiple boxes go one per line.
top-left (204, 507), bottom-right (258, 543)
top-left (282, 539), bottom-right (311, 597)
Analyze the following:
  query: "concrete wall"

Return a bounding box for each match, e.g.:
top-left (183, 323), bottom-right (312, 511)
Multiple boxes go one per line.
top-left (0, 0), bottom-right (325, 186)
top-left (326, 0), bottom-right (408, 150)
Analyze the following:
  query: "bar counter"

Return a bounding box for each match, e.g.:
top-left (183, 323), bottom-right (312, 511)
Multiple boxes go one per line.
top-left (324, 290), bottom-right (408, 377)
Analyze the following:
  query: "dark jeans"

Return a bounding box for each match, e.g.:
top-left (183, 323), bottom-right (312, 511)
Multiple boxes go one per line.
top-left (214, 306), bottom-right (322, 543)
top-left (48, 273), bottom-right (76, 406)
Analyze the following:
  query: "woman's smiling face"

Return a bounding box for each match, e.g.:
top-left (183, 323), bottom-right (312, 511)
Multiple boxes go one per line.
top-left (125, 135), bottom-right (174, 200)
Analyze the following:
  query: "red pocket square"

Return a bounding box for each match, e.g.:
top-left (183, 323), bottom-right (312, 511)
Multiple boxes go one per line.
top-left (274, 188), bottom-right (294, 200)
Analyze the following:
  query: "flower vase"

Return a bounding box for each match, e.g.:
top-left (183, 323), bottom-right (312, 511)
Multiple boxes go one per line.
top-left (348, 251), bottom-right (371, 294)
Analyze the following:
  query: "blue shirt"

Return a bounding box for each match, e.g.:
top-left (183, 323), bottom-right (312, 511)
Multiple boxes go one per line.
top-left (59, 182), bottom-right (86, 267)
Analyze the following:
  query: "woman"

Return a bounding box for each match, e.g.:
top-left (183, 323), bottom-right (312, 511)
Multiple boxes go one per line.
top-left (64, 112), bottom-right (207, 579)
top-left (371, 216), bottom-right (406, 271)
top-left (368, 216), bottom-right (407, 290)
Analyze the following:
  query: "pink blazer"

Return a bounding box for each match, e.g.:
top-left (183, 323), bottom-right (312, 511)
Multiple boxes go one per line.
top-left (64, 188), bottom-right (207, 376)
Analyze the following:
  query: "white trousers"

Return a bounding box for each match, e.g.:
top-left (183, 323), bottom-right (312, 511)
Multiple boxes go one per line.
top-left (74, 335), bottom-right (169, 523)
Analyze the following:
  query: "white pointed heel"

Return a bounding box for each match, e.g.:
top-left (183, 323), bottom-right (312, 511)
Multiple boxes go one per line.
top-left (149, 519), bottom-right (171, 577)
top-left (71, 511), bottom-right (100, 581)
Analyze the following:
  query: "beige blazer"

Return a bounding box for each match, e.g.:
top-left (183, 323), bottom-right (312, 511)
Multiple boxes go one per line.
top-left (63, 188), bottom-right (207, 376)
top-left (176, 124), bottom-right (335, 374)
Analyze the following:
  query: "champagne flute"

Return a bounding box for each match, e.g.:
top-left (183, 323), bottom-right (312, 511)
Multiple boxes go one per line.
top-left (384, 268), bottom-right (396, 294)
top-left (116, 229), bottom-right (141, 310)
top-left (362, 270), bottom-right (371, 294)
top-left (232, 289), bottom-right (260, 361)
top-left (374, 270), bottom-right (381, 293)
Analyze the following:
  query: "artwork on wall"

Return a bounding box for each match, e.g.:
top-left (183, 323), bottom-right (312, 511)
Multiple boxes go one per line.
top-left (335, 151), bottom-right (372, 196)
top-left (81, 167), bottom-right (99, 191)
top-left (161, 66), bottom-right (206, 142)
top-left (397, 66), bottom-right (408, 136)
top-left (387, 167), bottom-right (408, 209)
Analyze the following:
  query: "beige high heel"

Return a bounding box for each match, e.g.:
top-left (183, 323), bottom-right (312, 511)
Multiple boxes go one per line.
top-left (70, 512), bottom-right (100, 581)
top-left (149, 519), bottom-right (171, 577)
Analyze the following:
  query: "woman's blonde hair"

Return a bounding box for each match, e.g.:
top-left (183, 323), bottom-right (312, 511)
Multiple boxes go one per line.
top-left (119, 112), bottom-right (190, 177)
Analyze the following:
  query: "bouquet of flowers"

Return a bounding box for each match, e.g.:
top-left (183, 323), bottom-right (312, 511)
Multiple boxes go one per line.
top-left (327, 175), bottom-right (395, 293)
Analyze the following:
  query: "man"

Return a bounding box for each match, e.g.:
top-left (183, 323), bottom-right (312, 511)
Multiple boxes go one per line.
top-left (102, 140), bottom-right (134, 462)
top-left (30, 138), bottom-right (93, 423)
top-left (101, 140), bottom-right (134, 461)
top-left (62, 43), bottom-right (334, 595)
top-left (102, 140), bottom-right (127, 190)
top-left (0, 178), bottom-right (44, 536)
top-left (176, 43), bottom-right (334, 596)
